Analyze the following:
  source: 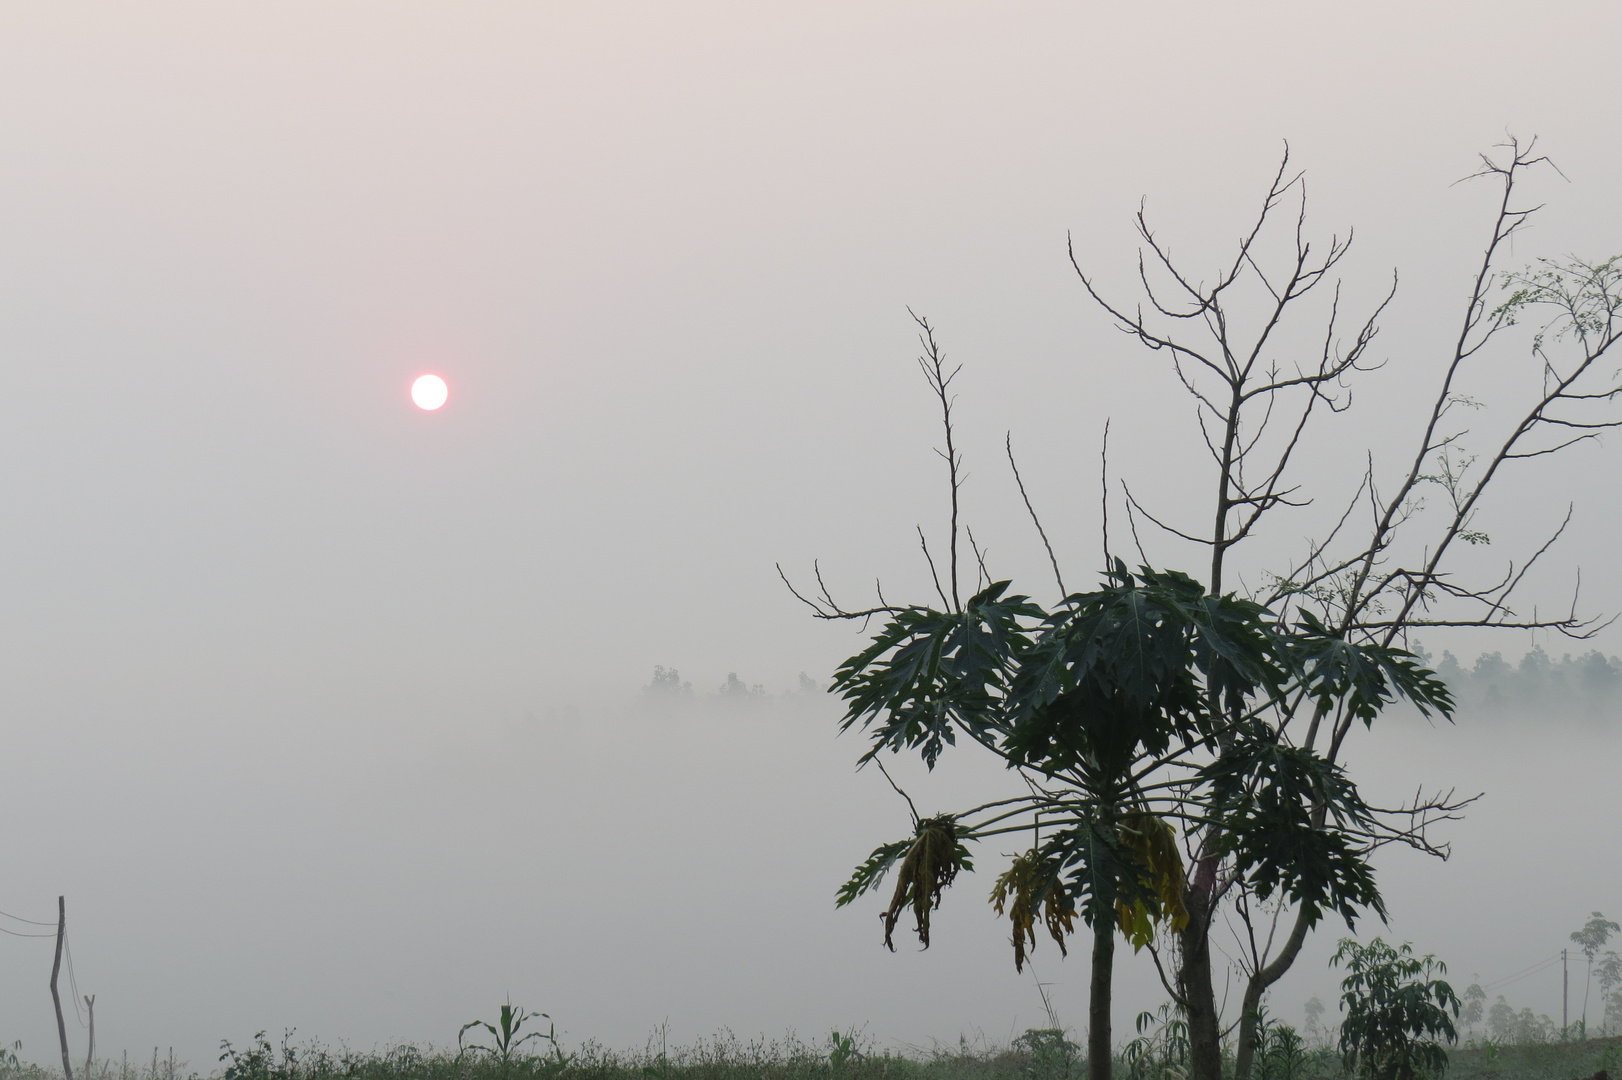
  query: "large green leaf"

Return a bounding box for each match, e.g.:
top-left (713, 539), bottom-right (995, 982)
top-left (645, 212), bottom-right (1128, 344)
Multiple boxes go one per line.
top-left (831, 581), bottom-right (1042, 768)
top-left (1201, 722), bottom-right (1384, 928)
top-left (1292, 612), bottom-right (1456, 727)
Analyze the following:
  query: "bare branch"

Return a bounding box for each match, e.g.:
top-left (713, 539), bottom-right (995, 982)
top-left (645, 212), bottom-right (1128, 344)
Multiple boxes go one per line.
top-left (1123, 484), bottom-right (1217, 547)
top-left (910, 309), bottom-right (963, 611)
top-left (776, 561), bottom-right (908, 621)
top-left (1007, 432), bottom-right (1067, 599)
top-left (1100, 418), bottom-right (1113, 568)
top-left (917, 525), bottom-right (951, 611)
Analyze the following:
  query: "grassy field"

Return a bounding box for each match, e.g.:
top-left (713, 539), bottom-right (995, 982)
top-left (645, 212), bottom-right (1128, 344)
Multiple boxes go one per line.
top-left (1, 1029), bottom-right (1616, 1080)
top-left (1445, 1037), bottom-right (1621, 1080)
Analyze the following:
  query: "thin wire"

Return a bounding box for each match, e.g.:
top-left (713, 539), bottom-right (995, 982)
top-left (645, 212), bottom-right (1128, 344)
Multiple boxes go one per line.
top-left (1485, 953), bottom-right (1563, 985)
top-left (0, 909), bottom-right (56, 927)
top-left (65, 934), bottom-right (88, 1028)
top-left (1482, 953), bottom-right (1559, 986)
top-left (0, 926), bottom-right (55, 938)
top-left (1481, 954), bottom-right (1562, 993)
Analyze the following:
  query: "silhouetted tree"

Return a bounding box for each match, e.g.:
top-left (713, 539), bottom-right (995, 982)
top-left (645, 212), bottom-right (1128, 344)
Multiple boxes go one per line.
top-left (787, 138), bottom-right (1622, 1080)
top-left (717, 672), bottom-right (765, 700)
top-left (1597, 950), bottom-right (1622, 1034)
top-left (788, 321), bottom-right (1450, 1080)
top-left (1571, 912), bottom-right (1619, 1031)
top-left (1066, 138), bottom-right (1622, 1080)
top-left (644, 665), bottom-right (693, 698)
top-left (1461, 982), bottom-right (1486, 1034)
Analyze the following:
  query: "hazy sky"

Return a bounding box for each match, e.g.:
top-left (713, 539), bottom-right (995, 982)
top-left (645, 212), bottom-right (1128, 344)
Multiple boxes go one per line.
top-left (1, 2), bottom-right (1619, 1069)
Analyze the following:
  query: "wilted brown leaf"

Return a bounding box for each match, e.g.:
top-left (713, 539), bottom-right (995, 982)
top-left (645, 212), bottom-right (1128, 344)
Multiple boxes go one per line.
top-left (989, 849), bottom-right (1076, 972)
top-left (880, 815), bottom-right (970, 951)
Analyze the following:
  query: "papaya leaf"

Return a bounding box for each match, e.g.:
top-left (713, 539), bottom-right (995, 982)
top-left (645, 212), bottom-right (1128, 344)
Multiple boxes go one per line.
top-left (990, 849), bottom-right (1076, 972)
top-left (878, 816), bottom-right (974, 951)
top-left (831, 583), bottom-right (1042, 769)
top-left (1202, 723), bottom-right (1385, 928)
top-left (836, 838), bottom-right (915, 909)
top-left (1293, 612), bottom-right (1455, 726)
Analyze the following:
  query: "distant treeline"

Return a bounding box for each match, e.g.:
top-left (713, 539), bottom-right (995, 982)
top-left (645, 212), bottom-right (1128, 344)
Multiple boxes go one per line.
top-left (1424, 645), bottom-right (1622, 715)
top-left (640, 666), bottom-right (823, 708)
top-left (640, 645), bottom-right (1622, 717)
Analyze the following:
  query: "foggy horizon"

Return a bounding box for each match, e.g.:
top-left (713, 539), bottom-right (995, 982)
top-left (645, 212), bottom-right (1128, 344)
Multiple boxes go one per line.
top-left (1, 3), bottom-right (1619, 1076)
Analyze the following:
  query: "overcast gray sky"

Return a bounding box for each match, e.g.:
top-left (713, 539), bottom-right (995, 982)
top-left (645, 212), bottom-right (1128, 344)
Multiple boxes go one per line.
top-left (0, 2), bottom-right (1619, 1069)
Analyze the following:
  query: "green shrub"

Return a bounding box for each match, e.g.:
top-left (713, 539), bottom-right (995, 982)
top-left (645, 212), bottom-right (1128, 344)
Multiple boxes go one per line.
top-left (1334, 939), bottom-right (1460, 1080)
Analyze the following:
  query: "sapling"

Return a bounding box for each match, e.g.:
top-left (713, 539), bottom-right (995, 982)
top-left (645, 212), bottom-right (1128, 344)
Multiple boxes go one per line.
top-left (1334, 939), bottom-right (1460, 1080)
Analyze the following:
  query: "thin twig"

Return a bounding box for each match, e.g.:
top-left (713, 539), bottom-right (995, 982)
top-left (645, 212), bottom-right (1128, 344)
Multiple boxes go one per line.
top-left (1006, 432), bottom-right (1067, 599)
top-left (873, 758), bottom-right (921, 826)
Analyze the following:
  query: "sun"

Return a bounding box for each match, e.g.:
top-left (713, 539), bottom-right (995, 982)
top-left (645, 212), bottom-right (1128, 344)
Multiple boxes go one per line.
top-left (411, 374), bottom-right (449, 411)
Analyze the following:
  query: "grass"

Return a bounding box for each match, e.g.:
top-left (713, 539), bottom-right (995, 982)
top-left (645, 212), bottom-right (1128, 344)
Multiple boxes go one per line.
top-left (1445, 1036), bottom-right (1622, 1080)
top-left (2, 1028), bottom-right (1617, 1080)
top-left (0, 1028), bottom-right (1085, 1080)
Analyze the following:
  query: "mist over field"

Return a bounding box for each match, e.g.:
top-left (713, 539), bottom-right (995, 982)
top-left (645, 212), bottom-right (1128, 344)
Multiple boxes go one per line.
top-left (0, 2), bottom-right (1620, 1075)
top-left (1, 670), bottom-right (1616, 1069)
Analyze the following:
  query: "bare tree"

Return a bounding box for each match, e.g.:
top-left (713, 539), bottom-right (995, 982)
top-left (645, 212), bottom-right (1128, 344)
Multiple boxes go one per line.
top-left (1069, 137), bottom-right (1622, 1079)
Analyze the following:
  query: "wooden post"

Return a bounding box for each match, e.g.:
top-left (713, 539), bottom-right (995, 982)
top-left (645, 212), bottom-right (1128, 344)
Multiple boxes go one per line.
top-left (51, 895), bottom-right (74, 1080)
top-left (83, 995), bottom-right (96, 1077)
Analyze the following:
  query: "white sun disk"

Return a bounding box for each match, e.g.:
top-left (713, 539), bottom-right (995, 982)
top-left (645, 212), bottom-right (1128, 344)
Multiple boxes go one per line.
top-left (411, 374), bottom-right (449, 411)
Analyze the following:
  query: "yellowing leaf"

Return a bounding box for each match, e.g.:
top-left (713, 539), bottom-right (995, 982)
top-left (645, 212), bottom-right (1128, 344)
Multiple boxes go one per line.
top-left (881, 816), bottom-right (970, 951)
top-left (1114, 811), bottom-right (1189, 951)
top-left (990, 850), bottom-right (1076, 972)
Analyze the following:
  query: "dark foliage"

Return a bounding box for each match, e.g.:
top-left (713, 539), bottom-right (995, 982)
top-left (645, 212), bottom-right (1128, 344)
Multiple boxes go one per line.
top-left (1335, 939), bottom-right (1461, 1080)
top-left (830, 562), bottom-right (1453, 967)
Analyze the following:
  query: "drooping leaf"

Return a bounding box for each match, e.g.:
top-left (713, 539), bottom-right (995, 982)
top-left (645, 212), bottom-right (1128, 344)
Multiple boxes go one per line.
top-left (835, 838), bottom-right (916, 909)
top-left (1114, 810), bottom-right (1189, 950)
top-left (989, 849), bottom-right (1076, 972)
top-left (877, 816), bottom-right (974, 951)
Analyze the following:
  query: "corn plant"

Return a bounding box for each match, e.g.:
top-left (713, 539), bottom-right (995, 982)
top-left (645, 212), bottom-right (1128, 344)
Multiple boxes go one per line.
top-left (1246, 1009), bottom-right (1306, 1080)
top-left (827, 1031), bottom-right (861, 1069)
top-left (1123, 1004), bottom-right (1189, 1080)
top-left (459, 1003), bottom-right (570, 1071)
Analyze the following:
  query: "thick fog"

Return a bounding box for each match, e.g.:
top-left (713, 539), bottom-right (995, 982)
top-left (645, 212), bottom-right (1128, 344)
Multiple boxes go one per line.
top-left (0, 2), bottom-right (1619, 1072)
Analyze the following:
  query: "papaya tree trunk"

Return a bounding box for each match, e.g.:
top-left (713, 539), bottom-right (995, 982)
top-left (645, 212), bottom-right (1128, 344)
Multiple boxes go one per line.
top-left (1090, 917), bottom-right (1115, 1080)
top-left (1179, 873), bottom-right (1223, 1080)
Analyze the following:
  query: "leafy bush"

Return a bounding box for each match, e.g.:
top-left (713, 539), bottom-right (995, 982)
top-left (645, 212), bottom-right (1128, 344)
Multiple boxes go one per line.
top-left (1335, 939), bottom-right (1461, 1080)
top-left (1008, 1031), bottom-right (1075, 1080)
